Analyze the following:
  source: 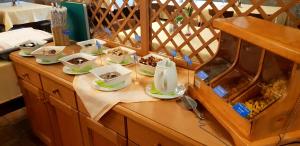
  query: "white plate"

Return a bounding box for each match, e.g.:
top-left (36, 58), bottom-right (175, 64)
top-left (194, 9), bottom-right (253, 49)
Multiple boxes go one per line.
top-left (36, 58), bottom-right (60, 65)
top-left (91, 79), bottom-right (131, 91)
top-left (145, 84), bottom-right (185, 99)
top-left (106, 56), bottom-right (134, 66)
top-left (63, 66), bottom-right (90, 75)
top-left (19, 50), bottom-right (33, 57)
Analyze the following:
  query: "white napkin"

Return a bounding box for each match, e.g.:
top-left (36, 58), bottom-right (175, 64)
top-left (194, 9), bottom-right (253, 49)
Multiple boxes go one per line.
top-left (73, 70), bottom-right (158, 120)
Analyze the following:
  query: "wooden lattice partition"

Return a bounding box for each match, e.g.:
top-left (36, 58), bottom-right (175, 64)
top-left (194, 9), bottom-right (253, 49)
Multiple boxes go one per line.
top-left (88, 0), bottom-right (300, 68)
top-left (89, 0), bottom-right (142, 49)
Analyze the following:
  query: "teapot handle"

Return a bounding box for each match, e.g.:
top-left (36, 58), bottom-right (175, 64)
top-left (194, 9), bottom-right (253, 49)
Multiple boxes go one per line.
top-left (161, 69), bottom-right (168, 91)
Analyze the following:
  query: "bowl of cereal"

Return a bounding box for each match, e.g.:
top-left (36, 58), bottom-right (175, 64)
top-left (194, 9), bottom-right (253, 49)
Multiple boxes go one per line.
top-left (104, 46), bottom-right (136, 64)
top-left (31, 46), bottom-right (65, 64)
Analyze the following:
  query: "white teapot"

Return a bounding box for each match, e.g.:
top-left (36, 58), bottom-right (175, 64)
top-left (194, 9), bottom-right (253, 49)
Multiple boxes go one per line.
top-left (154, 59), bottom-right (178, 94)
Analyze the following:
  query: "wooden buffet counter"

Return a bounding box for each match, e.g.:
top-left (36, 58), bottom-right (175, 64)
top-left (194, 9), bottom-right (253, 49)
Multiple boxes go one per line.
top-left (9, 45), bottom-right (233, 146)
top-left (10, 16), bottom-right (300, 146)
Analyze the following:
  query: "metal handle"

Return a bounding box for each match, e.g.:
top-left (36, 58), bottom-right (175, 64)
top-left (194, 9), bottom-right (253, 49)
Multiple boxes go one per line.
top-left (22, 73), bottom-right (29, 79)
top-left (193, 107), bottom-right (205, 120)
top-left (52, 89), bottom-right (60, 97)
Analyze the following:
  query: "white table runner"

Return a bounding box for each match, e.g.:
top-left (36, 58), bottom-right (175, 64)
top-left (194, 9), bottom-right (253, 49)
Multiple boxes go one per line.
top-left (73, 62), bottom-right (192, 120)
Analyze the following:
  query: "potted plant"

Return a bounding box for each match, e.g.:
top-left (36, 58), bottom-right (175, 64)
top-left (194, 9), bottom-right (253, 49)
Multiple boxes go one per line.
top-left (174, 4), bottom-right (194, 35)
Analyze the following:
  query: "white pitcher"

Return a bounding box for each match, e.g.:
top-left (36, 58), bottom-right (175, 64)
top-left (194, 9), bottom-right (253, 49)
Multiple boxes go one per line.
top-left (154, 59), bottom-right (178, 94)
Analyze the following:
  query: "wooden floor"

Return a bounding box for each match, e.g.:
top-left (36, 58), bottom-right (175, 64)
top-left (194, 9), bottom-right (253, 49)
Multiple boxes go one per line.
top-left (0, 108), bottom-right (44, 146)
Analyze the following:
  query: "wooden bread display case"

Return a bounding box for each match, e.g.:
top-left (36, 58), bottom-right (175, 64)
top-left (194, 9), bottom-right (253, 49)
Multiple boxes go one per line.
top-left (190, 16), bottom-right (300, 146)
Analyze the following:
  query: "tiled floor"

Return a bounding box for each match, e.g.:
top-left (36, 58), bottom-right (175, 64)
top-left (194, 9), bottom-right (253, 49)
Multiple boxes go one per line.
top-left (0, 108), bottom-right (44, 146)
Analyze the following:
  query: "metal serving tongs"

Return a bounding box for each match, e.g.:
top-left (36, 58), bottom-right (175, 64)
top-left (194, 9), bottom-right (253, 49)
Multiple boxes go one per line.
top-left (182, 95), bottom-right (205, 120)
top-left (178, 85), bottom-right (205, 122)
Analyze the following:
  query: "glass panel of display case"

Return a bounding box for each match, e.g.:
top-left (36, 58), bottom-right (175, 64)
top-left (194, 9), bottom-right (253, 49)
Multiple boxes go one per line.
top-left (211, 41), bottom-right (264, 101)
top-left (196, 32), bottom-right (239, 83)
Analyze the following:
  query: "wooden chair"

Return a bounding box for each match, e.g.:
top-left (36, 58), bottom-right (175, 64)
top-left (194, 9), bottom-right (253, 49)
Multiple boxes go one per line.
top-left (249, 13), bottom-right (263, 19)
top-left (208, 9), bottom-right (234, 18)
top-left (151, 3), bottom-right (175, 21)
top-left (0, 24), bottom-right (4, 32)
top-left (111, 18), bottom-right (137, 31)
top-left (11, 21), bottom-right (51, 33)
top-left (151, 3), bottom-right (175, 13)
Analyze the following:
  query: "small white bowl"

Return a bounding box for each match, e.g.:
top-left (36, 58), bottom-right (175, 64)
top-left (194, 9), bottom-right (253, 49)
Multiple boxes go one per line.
top-left (138, 53), bottom-right (166, 75)
top-left (19, 40), bottom-right (47, 55)
top-left (77, 39), bottom-right (106, 55)
top-left (104, 46), bottom-right (136, 64)
top-left (90, 64), bottom-right (132, 86)
top-left (31, 46), bottom-right (65, 63)
top-left (59, 53), bottom-right (97, 72)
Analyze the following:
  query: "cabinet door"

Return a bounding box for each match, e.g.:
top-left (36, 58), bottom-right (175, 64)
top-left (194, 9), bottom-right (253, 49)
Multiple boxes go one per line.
top-left (128, 119), bottom-right (182, 146)
top-left (79, 114), bottom-right (126, 146)
top-left (20, 80), bottom-right (55, 146)
top-left (47, 95), bottom-right (83, 146)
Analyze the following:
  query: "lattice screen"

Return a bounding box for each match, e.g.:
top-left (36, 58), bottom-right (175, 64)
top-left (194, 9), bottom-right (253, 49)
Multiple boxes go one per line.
top-left (88, 0), bottom-right (300, 66)
top-left (150, 0), bottom-right (300, 65)
top-left (89, 0), bottom-right (141, 48)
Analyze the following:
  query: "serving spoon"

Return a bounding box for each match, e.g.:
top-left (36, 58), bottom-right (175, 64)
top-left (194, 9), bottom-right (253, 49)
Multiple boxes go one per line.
top-left (176, 85), bottom-right (205, 120)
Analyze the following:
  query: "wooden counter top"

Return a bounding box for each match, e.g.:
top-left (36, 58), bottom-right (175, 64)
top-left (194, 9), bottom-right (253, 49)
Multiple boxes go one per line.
top-left (9, 44), bottom-right (233, 146)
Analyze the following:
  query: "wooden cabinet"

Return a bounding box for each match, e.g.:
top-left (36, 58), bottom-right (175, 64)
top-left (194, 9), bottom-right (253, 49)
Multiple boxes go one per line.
top-left (46, 94), bottom-right (83, 146)
top-left (11, 50), bottom-right (229, 146)
top-left (127, 119), bottom-right (182, 146)
top-left (80, 111), bottom-right (127, 146)
top-left (14, 60), bottom-right (84, 146)
top-left (19, 79), bottom-right (55, 146)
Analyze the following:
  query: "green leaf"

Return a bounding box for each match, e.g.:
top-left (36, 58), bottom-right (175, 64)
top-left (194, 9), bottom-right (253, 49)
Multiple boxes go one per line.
top-left (175, 15), bottom-right (184, 24)
top-left (95, 80), bottom-right (124, 89)
top-left (42, 59), bottom-right (50, 62)
top-left (183, 6), bottom-right (194, 16)
top-left (150, 83), bottom-right (175, 96)
top-left (71, 65), bottom-right (93, 73)
top-left (140, 69), bottom-right (154, 76)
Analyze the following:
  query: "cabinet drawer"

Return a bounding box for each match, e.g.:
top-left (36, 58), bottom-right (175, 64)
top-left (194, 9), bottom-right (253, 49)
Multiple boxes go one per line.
top-left (41, 75), bottom-right (76, 108)
top-left (99, 110), bottom-right (126, 137)
top-left (128, 119), bottom-right (182, 146)
top-left (14, 63), bottom-right (42, 88)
